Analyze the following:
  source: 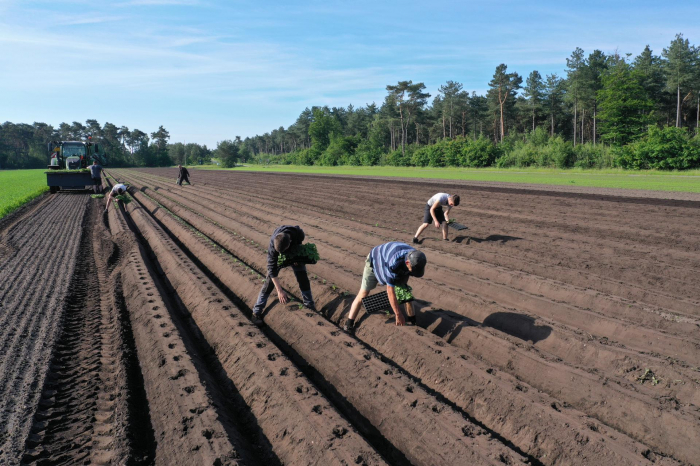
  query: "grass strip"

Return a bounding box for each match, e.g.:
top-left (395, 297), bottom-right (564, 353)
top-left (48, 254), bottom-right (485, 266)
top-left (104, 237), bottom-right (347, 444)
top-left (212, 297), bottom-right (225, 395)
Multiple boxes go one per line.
top-left (0, 169), bottom-right (49, 220)
top-left (200, 165), bottom-right (700, 193)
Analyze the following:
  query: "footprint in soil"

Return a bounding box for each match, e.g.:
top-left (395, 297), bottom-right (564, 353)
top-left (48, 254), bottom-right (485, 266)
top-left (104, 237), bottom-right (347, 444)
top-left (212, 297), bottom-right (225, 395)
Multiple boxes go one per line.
top-left (332, 426), bottom-right (348, 438)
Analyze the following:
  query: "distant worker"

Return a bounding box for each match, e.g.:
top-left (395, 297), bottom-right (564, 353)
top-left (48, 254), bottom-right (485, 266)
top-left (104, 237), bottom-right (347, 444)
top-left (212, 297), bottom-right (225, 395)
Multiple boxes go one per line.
top-left (413, 193), bottom-right (460, 243)
top-left (177, 165), bottom-right (191, 186)
top-left (50, 150), bottom-right (60, 167)
top-left (90, 161), bottom-right (103, 194)
top-left (105, 183), bottom-right (128, 213)
top-left (252, 225), bottom-right (316, 326)
top-left (343, 241), bottom-right (427, 336)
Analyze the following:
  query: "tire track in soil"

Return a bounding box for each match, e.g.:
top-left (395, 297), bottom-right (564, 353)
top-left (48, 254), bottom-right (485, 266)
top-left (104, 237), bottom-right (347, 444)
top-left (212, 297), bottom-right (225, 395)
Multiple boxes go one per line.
top-left (113, 170), bottom-right (680, 466)
top-left (20, 200), bottom-right (156, 466)
top-left (0, 194), bottom-right (88, 466)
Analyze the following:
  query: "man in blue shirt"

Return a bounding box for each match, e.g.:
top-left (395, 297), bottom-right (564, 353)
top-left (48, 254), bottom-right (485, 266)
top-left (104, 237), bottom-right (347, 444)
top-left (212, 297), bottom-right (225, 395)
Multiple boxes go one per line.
top-left (343, 242), bottom-right (427, 335)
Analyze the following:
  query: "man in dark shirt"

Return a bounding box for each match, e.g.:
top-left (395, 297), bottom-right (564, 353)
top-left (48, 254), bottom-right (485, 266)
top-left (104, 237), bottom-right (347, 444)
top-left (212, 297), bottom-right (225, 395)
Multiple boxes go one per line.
top-left (90, 161), bottom-right (103, 194)
top-left (252, 225), bottom-right (315, 325)
top-left (177, 165), bottom-right (190, 186)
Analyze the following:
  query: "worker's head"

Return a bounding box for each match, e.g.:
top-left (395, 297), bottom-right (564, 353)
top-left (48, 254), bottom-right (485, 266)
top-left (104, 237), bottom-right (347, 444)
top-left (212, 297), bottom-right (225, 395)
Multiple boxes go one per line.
top-left (273, 233), bottom-right (292, 253)
top-left (117, 187), bottom-right (125, 194)
top-left (93, 161), bottom-right (97, 165)
top-left (178, 164), bottom-right (182, 168)
top-left (448, 194), bottom-right (460, 207)
top-left (405, 250), bottom-right (427, 277)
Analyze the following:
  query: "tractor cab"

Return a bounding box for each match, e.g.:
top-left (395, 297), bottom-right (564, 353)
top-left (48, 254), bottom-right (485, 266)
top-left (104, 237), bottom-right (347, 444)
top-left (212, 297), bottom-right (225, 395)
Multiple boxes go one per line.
top-left (47, 139), bottom-right (105, 171)
top-left (46, 139), bottom-right (108, 193)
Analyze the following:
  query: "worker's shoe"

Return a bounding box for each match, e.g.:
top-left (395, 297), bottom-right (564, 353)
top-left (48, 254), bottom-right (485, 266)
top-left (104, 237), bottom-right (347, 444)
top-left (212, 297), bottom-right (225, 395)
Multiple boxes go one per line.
top-left (405, 315), bottom-right (417, 326)
top-left (304, 303), bottom-right (317, 312)
top-left (252, 313), bottom-right (265, 327)
top-left (343, 319), bottom-right (355, 336)
top-left (301, 290), bottom-right (316, 312)
top-left (412, 237), bottom-right (420, 244)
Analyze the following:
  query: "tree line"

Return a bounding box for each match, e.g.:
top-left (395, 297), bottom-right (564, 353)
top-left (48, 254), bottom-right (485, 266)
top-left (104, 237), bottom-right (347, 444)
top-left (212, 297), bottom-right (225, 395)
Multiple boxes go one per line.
top-left (0, 120), bottom-right (181, 169)
top-left (3, 34), bottom-right (700, 170)
top-left (238, 34), bottom-right (700, 170)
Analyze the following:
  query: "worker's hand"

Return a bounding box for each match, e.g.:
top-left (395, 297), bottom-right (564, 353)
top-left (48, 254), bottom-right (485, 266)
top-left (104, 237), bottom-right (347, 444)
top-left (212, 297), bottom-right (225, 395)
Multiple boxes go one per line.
top-left (277, 289), bottom-right (289, 304)
top-left (395, 312), bottom-right (405, 326)
top-left (292, 262), bottom-right (300, 267)
top-left (433, 219), bottom-right (440, 228)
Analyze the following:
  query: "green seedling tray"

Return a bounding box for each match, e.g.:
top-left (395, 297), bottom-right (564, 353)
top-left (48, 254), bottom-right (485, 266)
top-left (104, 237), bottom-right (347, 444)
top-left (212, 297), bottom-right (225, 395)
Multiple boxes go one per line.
top-left (278, 243), bottom-right (320, 268)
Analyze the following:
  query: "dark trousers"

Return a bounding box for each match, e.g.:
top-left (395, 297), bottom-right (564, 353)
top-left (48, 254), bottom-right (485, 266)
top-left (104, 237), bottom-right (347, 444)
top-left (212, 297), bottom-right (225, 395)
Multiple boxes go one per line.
top-left (253, 264), bottom-right (313, 315)
top-left (92, 177), bottom-right (102, 193)
top-left (177, 176), bottom-right (189, 185)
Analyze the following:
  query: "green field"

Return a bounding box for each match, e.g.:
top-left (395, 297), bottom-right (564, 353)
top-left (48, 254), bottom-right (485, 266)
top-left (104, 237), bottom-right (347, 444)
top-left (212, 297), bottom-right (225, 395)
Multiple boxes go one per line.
top-left (0, 169), bottom-right (49, 220)
top-left (201, 165), bottom-right (700, 193)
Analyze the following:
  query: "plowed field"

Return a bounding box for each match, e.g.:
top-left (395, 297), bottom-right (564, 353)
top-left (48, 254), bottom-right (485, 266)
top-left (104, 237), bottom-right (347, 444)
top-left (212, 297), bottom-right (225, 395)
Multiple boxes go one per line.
top-left (2, 167), bottom-right (698, 466)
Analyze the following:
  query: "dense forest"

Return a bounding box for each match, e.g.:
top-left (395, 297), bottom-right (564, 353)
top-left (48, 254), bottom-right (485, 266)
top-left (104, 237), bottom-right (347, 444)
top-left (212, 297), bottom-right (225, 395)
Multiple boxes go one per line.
top-left (239, 35), bottom-right (700, 170)
top-left (2, 34), bottom-right (699, 170)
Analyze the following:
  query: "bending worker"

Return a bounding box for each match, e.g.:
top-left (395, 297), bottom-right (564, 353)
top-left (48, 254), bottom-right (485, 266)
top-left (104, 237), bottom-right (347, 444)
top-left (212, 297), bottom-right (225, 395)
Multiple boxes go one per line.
top-left (344, 241), bottom-right (427, 336)
top-left (177, 164), bottom-right (191, 186)
top-left (252, 225), bottom-right (316, 325)
top-left (413, 193), bottom-right (460, 243)
top-left (105, 183), bottom-right (128, 213)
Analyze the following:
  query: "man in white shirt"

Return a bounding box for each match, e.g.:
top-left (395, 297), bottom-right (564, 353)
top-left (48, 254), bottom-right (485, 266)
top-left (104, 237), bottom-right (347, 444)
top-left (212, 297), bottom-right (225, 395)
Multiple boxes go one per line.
top-left (413, 193), bottom-right (460, 243)
top-left (105, 183), bottom-right (128, 213)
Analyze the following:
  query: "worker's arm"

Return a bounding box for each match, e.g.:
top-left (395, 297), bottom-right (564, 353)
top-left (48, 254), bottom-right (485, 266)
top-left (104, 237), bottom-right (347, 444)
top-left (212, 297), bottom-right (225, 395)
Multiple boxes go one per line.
top-left (270, 276), bottom-right (289, 304)
top-left (105, 191), bottom-right (113, 212)
top-left (430, 202), bottom-right (441, 228)
top-left (387, 286), bottom-right (405, 326)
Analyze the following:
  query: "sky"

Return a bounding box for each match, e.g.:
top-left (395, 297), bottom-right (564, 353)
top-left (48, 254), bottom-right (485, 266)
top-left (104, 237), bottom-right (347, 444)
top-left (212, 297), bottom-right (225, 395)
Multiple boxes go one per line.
top-left (1, 0), bottom-right (699, 147)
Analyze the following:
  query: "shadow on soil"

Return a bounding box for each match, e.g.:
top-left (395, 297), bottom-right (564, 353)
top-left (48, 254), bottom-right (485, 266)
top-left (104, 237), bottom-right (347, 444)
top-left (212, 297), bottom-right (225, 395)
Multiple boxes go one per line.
top-left (417, 306), bottom-right (551, 344)
top-left (482, 312), bottom-right (552, 344)
top-left (454, 234), bottom-right (522, 244)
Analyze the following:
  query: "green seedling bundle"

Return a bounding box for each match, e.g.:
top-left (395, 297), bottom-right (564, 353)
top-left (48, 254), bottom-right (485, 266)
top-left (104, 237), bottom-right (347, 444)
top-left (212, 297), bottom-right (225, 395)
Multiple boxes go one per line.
top-left (395, 285), bottom-right (414, 303)
top-left (277, 243), bottom-right (320, 268)
top-left (114, 194), bottom-right (132, 205)
top-left (91, 194), bottom-right (105, 199)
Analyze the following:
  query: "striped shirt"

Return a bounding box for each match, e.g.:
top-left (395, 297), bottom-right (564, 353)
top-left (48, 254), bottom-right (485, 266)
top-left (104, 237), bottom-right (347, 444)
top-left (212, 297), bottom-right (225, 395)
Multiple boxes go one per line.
top-left (427, 193), bottom-right (450, 207)
top-left (369, 242), bottom-right (413, 287)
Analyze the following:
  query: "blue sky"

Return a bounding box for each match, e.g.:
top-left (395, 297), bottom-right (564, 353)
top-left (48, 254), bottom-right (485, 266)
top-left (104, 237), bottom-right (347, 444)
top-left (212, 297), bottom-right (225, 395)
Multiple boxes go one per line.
top-left (1, 0), bottom-right (698, 147)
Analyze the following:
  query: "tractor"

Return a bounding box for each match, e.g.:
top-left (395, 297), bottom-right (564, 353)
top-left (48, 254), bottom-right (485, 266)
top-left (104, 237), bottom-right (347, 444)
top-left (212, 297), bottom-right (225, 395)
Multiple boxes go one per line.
top-left (46, 138), bottom-right (107, 193)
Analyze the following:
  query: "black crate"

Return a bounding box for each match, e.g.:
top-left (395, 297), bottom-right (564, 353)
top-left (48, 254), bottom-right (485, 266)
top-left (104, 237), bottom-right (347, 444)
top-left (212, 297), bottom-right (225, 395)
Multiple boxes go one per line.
top-left (362, 292), bottom-right (391, 314)
top-left (448, 222), bottom-right (468, 231)
top-left (362, 291), bottom-right (414, 314)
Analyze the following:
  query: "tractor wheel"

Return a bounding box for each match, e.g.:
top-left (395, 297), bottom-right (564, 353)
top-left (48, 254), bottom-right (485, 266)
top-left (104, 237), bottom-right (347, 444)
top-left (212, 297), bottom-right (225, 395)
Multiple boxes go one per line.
top-left (49, 186), bottom-right (58, 194)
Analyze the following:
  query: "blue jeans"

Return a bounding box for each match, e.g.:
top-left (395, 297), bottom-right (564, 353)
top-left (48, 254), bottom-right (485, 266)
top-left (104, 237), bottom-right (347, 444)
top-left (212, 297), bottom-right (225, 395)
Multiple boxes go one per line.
top-left (253, 264), bottom-right (313, 315)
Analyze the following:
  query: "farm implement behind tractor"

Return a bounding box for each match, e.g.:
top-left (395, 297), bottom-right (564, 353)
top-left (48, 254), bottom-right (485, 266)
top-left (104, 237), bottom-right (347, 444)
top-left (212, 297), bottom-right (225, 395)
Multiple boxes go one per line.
top-left (46, 138), bottom-right (107, 193)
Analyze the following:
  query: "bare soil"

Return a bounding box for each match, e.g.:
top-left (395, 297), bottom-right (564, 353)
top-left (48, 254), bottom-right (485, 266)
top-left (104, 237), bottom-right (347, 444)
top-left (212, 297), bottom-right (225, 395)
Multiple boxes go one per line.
top-left (2, 167), bottom-right (698, 465)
